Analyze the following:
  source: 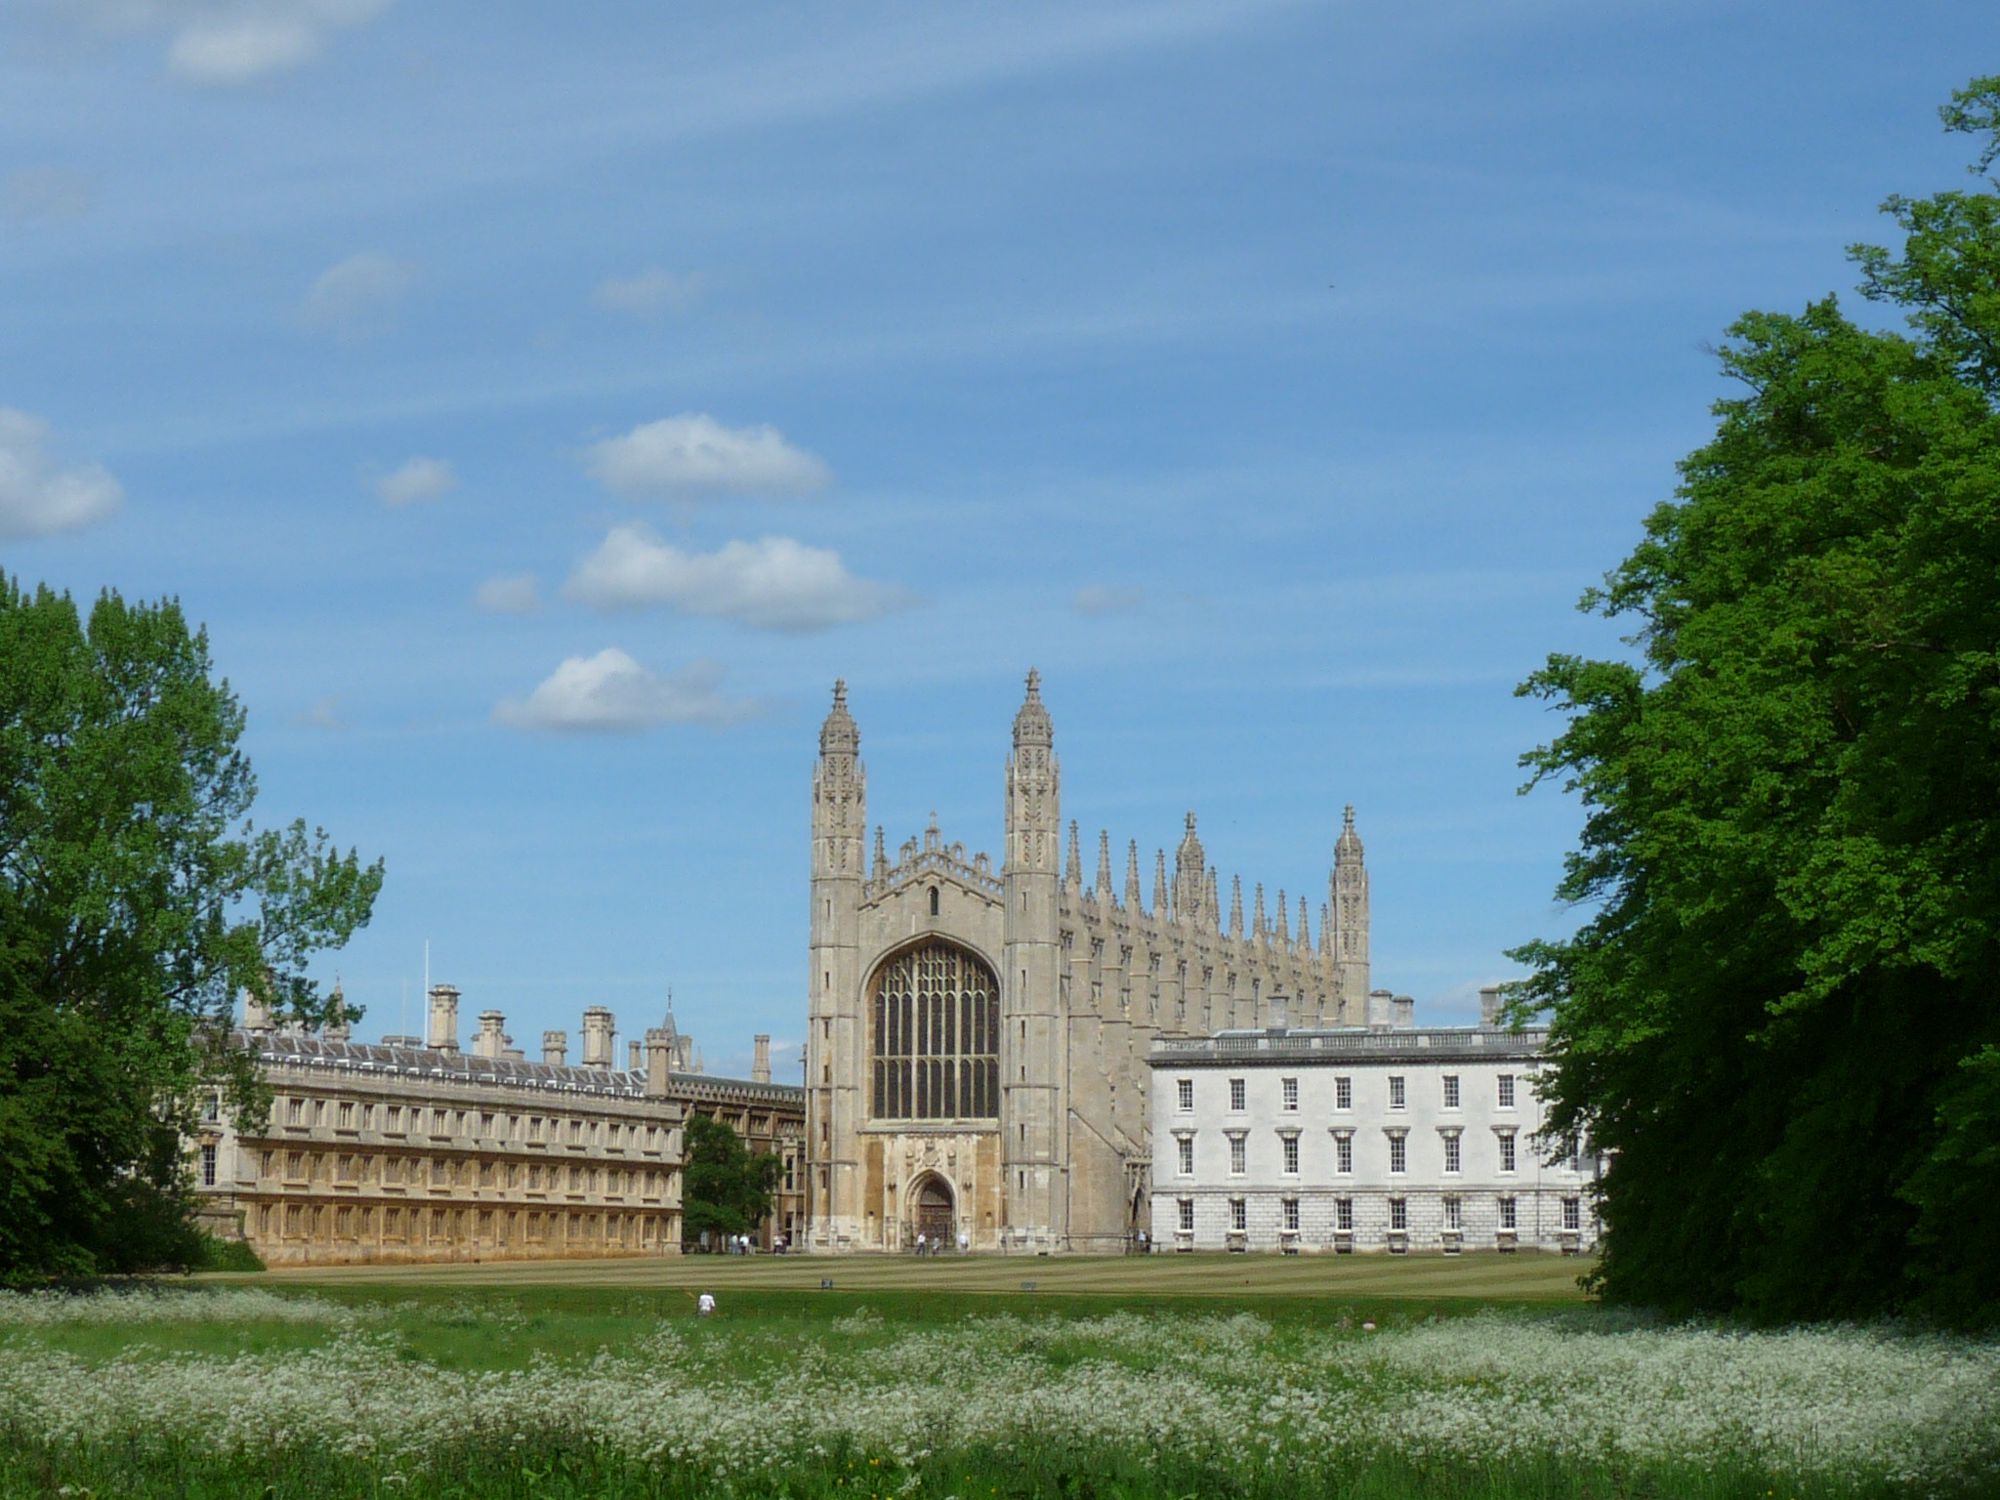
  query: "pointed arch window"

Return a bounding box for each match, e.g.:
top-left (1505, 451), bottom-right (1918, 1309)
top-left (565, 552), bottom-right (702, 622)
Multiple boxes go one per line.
top-left (869, 941), bottom-right (1000, 1120)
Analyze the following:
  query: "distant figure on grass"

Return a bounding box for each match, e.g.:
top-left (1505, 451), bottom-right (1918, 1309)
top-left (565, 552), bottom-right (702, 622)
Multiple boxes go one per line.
top-left (915, 1232), bottom-right (926, 1257)
top-left (697, 1292), bottom-right (716, 1317)
top-left (957, 1231), bottom-right (969, 1255)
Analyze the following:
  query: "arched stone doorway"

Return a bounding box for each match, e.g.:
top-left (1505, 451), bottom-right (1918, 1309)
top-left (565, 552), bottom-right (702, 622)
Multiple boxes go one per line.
top-left (910, 1172), bottom-right (955, 1248)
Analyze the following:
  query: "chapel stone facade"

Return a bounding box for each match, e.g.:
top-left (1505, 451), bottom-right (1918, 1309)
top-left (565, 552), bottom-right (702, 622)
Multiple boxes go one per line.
top-left (803, 672), bottom-right (1372, 1252)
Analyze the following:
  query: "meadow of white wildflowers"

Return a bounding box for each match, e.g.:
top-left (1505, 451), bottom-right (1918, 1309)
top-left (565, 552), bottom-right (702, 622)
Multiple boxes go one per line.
top-left (1, 1291), bottom-right (1994, 1495)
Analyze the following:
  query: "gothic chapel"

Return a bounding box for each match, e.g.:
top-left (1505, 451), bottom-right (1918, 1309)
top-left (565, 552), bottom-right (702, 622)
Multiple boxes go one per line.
top-left (803, 672), bottom-right (1371, 1251)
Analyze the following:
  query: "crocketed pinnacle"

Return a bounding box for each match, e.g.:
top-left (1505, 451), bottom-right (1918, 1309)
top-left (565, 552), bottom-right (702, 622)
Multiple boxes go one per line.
top-left (1011, 667), bottom-right (1053, 748)
top-left (819, 678), bottom-right (859, 756)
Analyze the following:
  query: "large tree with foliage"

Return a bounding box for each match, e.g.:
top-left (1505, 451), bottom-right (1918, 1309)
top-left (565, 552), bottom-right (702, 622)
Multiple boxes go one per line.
top-left (680, 1112), bottom-right (782, 1246)
top-left (1513, 80), bottom-right (2000, 1326)
top-left (0, 578), bottom-right (382, 1280)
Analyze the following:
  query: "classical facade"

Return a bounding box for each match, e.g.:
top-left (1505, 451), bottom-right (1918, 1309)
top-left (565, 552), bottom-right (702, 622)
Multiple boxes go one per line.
top-left (195, 986), bottom-right (804, 1265)
top-left (804, 672), bottom-right (1380, 1253)
top-left (1148, 991), bottom-right (1601, 1254)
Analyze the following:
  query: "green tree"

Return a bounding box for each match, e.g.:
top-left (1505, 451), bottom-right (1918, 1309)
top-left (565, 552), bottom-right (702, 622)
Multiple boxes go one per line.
top-left (680, 1112), bottom-right (781, 1246)
top-left (0, 578), bottom-right (382, 1280)
top-left (1512, 79), bottom-right (2000, 1326)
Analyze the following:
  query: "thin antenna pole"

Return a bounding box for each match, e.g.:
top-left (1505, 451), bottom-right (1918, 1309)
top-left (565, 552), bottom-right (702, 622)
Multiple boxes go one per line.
top-left (400, 978), bottom-right (407, 1041)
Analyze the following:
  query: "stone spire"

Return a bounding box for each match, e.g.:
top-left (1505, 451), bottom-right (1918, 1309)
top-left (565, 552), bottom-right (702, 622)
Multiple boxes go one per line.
top-left (1330, 804), bottom-right (1370, 1013)
top-left (1252, 882), bottom-right (1267, 941)
top-left (1011, 666), bottom-right (1052, 748)
top-left (1276, 888), bottom-right (1289, 946)
top-left (1124, 840), bottom-right (1143, 910)
top-left (1065, 820), bottom-right (1082, 891)
top-left (1153, 848), bottom-right (1170, 920)
top-left (1298, 896), bottom-right (1310, 953)
top-left (1172, 812), bottom-right (1205, 923)
top-left (1319, 903), bottom-right (1332, 956)
top-left (1095, 829), bottom-right (1113, 903)
top-left (1205, 869), bottom-right (1221, 929)
top-left (1229, 875), bottom-right (1244, 939)
top-left (872, 825), bottom-right (887, 881)
top-left (819, 678), bottom-right (858, 758)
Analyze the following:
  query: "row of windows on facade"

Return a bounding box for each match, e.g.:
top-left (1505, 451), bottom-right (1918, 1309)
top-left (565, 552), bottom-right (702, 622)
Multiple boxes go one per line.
top-left (251, 1200), bottom-right (669, 1245)
top-left (199, 1143), bottom-right (674, 1198)
top-left (1173, 1195), bottom-right (1586, 1234)
top-left (1174, 1127), bottom-right (1576, 1178)
top-left (239, 1094), bottom-right (676, 1152)
top-left (1181, 1073), bottom-right (1523, 1114)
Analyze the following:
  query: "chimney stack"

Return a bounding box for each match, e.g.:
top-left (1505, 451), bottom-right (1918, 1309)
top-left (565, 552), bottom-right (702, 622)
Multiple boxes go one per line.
top-left (628, 1040), bottom-right (642, 1071)
top-left (1366, 988), bottom-right (1394, 1029)
top-left (1479, 985), bottom-right (1503, 1027)
top-left (644, 1027), bottom-right (673, 1097)
top-left (427, 984), bottom-right (461, 1052)
top-left (752, 1034), bottom-right (771, 1083)
top-left (473, 1010), bottom-right (507, 1060)
top-left (581, 1006), bottom-right (616, 1068)
top-left (242, 986), bottom-right (274, 1034)
top-left (542, 1030), bottom-right (568, 1066)
top-left (1391, 994), bottom-right (1416, 1031)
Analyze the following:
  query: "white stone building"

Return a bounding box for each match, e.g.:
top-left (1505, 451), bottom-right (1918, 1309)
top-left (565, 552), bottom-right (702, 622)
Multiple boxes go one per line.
top-left (1147, 994), bottom-right (1600, 1255)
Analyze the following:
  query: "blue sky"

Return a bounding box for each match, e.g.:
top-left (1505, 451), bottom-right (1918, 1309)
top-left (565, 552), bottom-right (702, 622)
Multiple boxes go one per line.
top-left (4, 2), bottom-right (1991, 1079)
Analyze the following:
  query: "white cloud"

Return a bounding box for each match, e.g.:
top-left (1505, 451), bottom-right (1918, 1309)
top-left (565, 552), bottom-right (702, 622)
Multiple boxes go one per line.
top-left (593, 268), bottom-right (704, 319)
top-left (585, 413), bottom-right (828, 502)
top-left (1073, 584), bottom-right (1144, 616)
top-left (495, 649), bottom-right (753, 734)
top-left (0, 408), bottom-right (123, 541)
top-left (71, 0), bottom-right (394, 85)
top-left (473, 573), bottom-right (540, 615)
top-left (300, 252), bottom-right (416, 338)
top-left (564, 525), bottom-right (904, 632)
top-left (375, 455), bottom-right (456, 506)
top-left (291, 695), bottom-right (346, 731)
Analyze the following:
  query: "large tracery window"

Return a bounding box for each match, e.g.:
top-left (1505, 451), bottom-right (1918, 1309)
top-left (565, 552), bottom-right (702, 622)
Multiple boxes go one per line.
top-left (871, 941), bottom-right (1000, 1120)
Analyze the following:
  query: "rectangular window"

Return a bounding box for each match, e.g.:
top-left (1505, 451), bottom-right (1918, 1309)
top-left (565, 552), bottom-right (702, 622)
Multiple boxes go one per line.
top-left (1389, 1197), bottom-right (1407, 1231)
top-left (1444, 1133), bottom-right (1462, 1174)
top-left (1388, 1075), bottom-right (1406, 1110)
top-left (338, 1101), bottom-right (355, 1129)
top-left (1498, 1132), bottom-right (1517, 1174)
top-left (200, 1144), bottom-right (217, 1187)
top-left (1444, 1195), bottom-right (1462, 1230)
top-left (1335, 1197), bottom-right (1353, 1232)
top-left (1442, 1074), bottom-right (1460, 1109)
top-left (1228, 1135), bottom-right (1246, 1175)
top-left (203, 1093), bottom-right (220, 1122)
top-left (1334, 1076), bottom-right (1352, 1111)
top-left (1229, 1078), bottom-right (1246, 1112)
top-left (1177, 1198), bottom-right (1194, 1233)
top-left (1563, 1197), bottom-right (1582, 1232)
top-left (1229, 1198), bottom-right (1246, 1232)
top-left (386, 1105), bottom-right (402, 1132)
top-left (1283, 1197), bottom-right (1299, 1231)
top-left (1177, 1137), bottom-right (1194, 1175)
top-left (1177, 1078), bottom-right (1194, 1112)
top-left (1281, 1077), bottom-right (1298, 1112)
top-left (287, 1097), bottom-right (303, 1124)
top-left (1388, 1134), bottom-right (1406, 1175)
top-left (1335, 1133), bottom-right (1353, 1175)
top-left (1498, 1074), bottom-right (1516, 1108)
top-left (1282, 1135), bottom-right (1299, 1175)
top-left (1498, 1195), bottom-right (1517, 1230)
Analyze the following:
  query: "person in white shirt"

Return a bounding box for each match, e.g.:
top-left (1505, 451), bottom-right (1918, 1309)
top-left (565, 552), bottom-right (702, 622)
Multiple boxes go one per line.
top-left (957, 1230), bottom-right (969, 1254)
top-left (696, 1292), bottom-right (716, 1317)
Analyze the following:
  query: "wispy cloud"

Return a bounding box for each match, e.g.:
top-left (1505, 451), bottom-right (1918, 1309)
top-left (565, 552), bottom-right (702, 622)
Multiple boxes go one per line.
top-left (300, 253), bottom-right (416, 339)
top-left (565, 525), bottom-right (905, 631)
top-left (495, 649), bottom-right (755, 734)
top-left (374, 456), bottom-right (457, 506)
top-left (291, 695), bottom-right (347, 731)
top-left (1073, 584), bottom-right (1144, 617)
top-left (4, 168), bottom-right (95, 224)
top-left (0, 408), bottom-right (123, 540)
top-left (473, 573), bottom-right (540, 615)
top-left (68, 0), bottom-right (395, 86)
top-left (593, 268), bottom-right (704, 320)
top-left (585, 414), bottom-right (828, 502)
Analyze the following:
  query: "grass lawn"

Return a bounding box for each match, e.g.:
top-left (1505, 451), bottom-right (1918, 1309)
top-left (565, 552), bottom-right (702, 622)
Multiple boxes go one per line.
top-left (231, 1245), bottom-right (1596, 1300)
top-left (3, 1258), bottom-right (1993, 1500)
